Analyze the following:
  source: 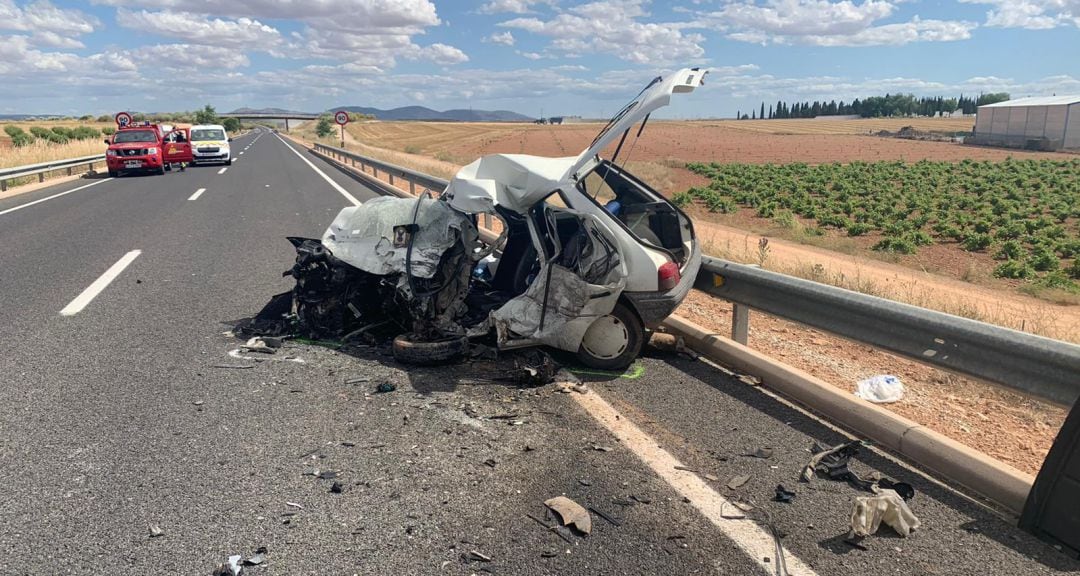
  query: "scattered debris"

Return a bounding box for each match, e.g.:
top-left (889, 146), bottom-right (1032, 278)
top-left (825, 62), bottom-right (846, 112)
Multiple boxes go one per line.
top-left (192, 400), bottom-right (204, 406)
top-left (243, 337), bottom-right (277, 354)
top-left (317, 470), bottom-right (338, 480)
top-left (212, 555), bottom-right (244, 576)
top-left (588, 506), bottom-right (622, 526)
top-left (545, 496), bottom-right (592, 535)
top-left (726, 474), bottom-right (751, 490)
top-left (330, 481), bottom-right (344, 494)
top-left (844, 538), bottom-right (870, 551)
top-left (285, 502), bottom-right (304, 510)
top-left (802, 441), bottom-right (915, 499)
top-left (744, 447), bottom-right (773, 459)
top-left (148, 524), bottom-right (164, 538)
top-left (774, 485), bottom-right (797, 503)
top-left (630, 495), bottom-right (652, 504)
top-left (211, 364), bottom-right (255, 370)
top-left (855, 375), bottom-right (904, 403)
top-left (526, 513), bottom-right (574, 544)
top-left (346, 377), bottom-right (371, 384)
top-left (705, 474), bottom-right (719, 482)
top-left (467, 550), bottom-right (492, 562)
top-left (591, 444), bottom-right (612, 452)
top-left (849, 488), bottom-right (920, 538)
top-left (243, 547), bottom-right (268, 566)
top-left (578, 479), bottom-right (592, 486)
top-left (376, 381), bottom-right (396, 393)
top-left (508, 350), bottom-right (561, 386)
top-left (483, 459), bottom-right (497, 468)
top-left (720, 501), bottom-right (746, 519)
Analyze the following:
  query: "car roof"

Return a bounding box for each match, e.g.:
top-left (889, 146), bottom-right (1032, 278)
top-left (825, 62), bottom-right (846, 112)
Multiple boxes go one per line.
top-left (190, 124), bottom-right (226, 130)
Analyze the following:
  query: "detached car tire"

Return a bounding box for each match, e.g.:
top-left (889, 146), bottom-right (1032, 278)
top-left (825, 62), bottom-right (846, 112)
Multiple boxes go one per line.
top-left (392, 333), bottom-right (468, 365)
top-left (576, 302), bottom-right (644, 370)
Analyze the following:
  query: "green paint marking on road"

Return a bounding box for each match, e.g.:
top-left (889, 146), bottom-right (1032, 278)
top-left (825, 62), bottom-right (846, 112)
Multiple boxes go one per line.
top-left (570, 362), bottom-right (646, 379)
top-left (292, 337), bottom-right (344, 349)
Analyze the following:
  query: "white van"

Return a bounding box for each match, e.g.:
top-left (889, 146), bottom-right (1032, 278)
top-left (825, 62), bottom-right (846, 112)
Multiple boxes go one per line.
top-left (189, 124), bottom-right (232, 165)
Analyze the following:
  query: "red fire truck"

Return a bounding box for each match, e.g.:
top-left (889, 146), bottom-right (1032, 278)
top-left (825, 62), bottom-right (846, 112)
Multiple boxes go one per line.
top-left (104, 122), bottom-right (193, 177)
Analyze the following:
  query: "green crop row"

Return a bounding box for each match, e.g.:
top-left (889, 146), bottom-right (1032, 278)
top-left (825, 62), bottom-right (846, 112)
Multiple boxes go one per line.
top-left (681, 158), bottom-right (1080, 290)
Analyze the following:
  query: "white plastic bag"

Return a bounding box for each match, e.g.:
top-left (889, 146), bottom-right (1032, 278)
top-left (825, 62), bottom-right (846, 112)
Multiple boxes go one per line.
top-left (855, 375), bottom-right (904, 403)
top-left (849, 488), bottom-right (920, 537)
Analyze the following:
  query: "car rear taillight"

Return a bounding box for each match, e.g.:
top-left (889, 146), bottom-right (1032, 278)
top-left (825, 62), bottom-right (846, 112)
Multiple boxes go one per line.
top-left (658, 261), bottom-right (680, 291)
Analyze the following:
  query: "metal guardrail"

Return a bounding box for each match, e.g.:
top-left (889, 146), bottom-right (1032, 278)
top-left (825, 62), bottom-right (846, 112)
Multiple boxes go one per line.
top-left (0, 154), bottom-right (106, 192)
top-left (306, 143), bottom-right (1080, 408)
top-left (312, 143), bottom-right (449, 194)
top-left (698, 257), bottom-right (1080, 407)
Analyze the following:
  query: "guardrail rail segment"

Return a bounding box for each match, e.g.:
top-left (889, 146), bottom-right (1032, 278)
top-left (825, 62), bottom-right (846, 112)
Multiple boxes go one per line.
top-left (0, 154), bottom-right (106, 192)
top-left (305, 141), bottom-right (1080, 553)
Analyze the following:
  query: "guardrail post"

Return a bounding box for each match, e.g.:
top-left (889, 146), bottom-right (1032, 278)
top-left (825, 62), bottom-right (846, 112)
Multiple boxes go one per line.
top-left (732, 303), bottom-right (750, 345)
top-left (67, 166), bottom-right (73, 176)
top-left (409, 182), bottom-right (416, 195)
top-left (373, 167), bottom-right (379, 178)
top-left (39, 173), bottom-right (45, 183)
top-left (389, 173), bottom-right (395, 186)
top-left (1, 179), bottom-right (7, 192)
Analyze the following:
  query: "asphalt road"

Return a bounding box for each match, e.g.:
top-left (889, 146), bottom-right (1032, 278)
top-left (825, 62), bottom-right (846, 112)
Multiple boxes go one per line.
top-left (0, 127), bottom-right (1076, 575)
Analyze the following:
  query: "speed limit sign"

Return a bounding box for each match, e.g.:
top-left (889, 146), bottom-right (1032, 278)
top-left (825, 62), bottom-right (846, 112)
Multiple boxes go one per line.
top-left (115, 112), bottom-right (132, 127)
top-left (334, 111), bottom-right (350, 125)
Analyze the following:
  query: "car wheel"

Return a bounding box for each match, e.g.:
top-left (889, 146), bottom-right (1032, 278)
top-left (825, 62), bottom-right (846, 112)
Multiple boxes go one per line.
top-left (225, 157), bottom-right (232, 166)
top-left (576, 302), bottom-right (644, 370)
top-left (164, 164), bottom-right (172, 172)
top-left (108, 170), bottom-right (118, 178)
top-left (156, 166), bottom-right (166, 175)
top-left (392, 333), bottom-right (468, 365)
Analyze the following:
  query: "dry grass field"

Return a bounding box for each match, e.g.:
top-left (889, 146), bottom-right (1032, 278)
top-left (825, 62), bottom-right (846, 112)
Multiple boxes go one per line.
top-left (0, 120), bottom-right (113, 169)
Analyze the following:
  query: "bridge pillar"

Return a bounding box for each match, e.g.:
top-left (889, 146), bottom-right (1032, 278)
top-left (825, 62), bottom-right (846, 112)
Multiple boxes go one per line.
top-left (285, 118), bottom-right (290, 132)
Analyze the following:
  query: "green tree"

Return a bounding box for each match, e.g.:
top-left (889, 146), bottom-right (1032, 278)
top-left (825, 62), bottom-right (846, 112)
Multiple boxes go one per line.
top-left (96, 114), bottom-right (111, 123)
top-left (194, 104), bottom-right (218, 124)
top-left (315, 115), bottom-right (334, 138)
top-left (222, 117), bottom-right (240, 132)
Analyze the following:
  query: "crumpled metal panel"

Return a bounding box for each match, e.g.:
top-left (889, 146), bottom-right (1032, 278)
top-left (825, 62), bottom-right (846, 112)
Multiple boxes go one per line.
top-left (321, 196), bottom-right (467, 279)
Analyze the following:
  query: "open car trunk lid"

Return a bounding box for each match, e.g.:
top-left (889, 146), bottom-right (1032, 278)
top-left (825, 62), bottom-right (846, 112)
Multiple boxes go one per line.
top-left (566, 68), bottom-right (707, 182)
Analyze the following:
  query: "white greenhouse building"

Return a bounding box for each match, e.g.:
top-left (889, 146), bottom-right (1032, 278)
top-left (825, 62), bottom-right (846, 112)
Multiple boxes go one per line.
top-left (973, 96), bottom-right (1080, 151)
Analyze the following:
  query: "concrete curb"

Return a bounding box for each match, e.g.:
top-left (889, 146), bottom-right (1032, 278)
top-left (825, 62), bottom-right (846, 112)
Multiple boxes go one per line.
top-left (663, 314), bottom-right (1035, 515)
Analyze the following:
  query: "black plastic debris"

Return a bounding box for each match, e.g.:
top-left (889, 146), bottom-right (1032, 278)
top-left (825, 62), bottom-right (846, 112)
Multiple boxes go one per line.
top-left (744, 447), bottom-right (774, 459)
top-left (376, 381), bottom-right (396, 393)
top-left (330, 481), bottom-right (344, 494)
top-left (774, 485), bottom-right (797, 503)
top-left (505, 349), bottom-right (560, 387)
top-left (243, 547), bottom-right (268, 566)
top-left (802, 440), bottom-right (915, 500)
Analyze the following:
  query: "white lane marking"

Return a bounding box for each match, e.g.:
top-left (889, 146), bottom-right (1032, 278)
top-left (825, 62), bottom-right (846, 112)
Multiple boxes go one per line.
top-left (0, 178), bottom-right (113, 217)
top-left (188, 188), bottom-right (206, 201)
top-left (60, 250), bottom-right (141, 316)
top-left (217, 167), bottom-right (228, 175)
top-left (273, 132), bottom-right (360, 206)
top-left (570, 388), bottom-right (819, 576)
top-left (239, 151), bottom-right (244, 155)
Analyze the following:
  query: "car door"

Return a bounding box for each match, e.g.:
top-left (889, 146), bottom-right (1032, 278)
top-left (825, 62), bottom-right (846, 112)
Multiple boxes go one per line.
top-left (163, 129), bottom-right (193, 164)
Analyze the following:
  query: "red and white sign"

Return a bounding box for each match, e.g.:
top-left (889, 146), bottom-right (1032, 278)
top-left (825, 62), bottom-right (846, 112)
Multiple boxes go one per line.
top-left (115, 112), bottom-right (132, 127)
top-left (334, 111), bottom-right (350, 125)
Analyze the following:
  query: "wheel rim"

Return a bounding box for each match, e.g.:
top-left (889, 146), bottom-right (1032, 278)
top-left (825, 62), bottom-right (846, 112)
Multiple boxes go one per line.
top-left (581, 314), bottom-right (629, 360)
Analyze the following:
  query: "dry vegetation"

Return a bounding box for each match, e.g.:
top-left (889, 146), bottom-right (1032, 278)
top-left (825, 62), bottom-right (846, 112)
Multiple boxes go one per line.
top-left (1, 120), bottom-right (113, 170)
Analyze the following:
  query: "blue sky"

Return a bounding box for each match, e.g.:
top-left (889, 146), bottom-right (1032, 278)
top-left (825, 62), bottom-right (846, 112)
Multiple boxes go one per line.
top-left (0, 0), bottom-right (1077, 118)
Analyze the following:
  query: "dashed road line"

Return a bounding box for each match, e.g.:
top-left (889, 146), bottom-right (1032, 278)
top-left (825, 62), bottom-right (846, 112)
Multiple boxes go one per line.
top-left (60, 250), bottom-right (141, 316)
top-left (273, 132), bottom-right (360, 206)
top-left (217, 167), bottom-right (228, 175)
top-left (188, 188), bottom-right (206, 201)
top-left (0, 178), bottom-right (113, 217)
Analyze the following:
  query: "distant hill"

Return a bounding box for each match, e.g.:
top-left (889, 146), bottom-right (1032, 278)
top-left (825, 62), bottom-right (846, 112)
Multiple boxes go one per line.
top-left (334, 105), bottom-right (532, 122)
top-left (0, 114), bottom-right (64, 120)
top-left (228, 107), bottom-right (313, 115)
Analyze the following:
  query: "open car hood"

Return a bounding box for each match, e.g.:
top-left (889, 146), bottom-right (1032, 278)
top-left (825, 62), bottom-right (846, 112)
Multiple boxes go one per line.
top-left (566, 67), bottom-right (707, 181)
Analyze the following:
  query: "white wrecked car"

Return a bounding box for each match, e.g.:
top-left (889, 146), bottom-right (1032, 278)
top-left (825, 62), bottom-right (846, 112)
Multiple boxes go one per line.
top-left (285, 69), bottom-right (705, 370)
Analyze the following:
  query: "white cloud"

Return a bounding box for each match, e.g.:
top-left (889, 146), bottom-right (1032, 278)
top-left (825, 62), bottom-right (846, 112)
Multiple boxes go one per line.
top-left (0, 0), bottom-right (100, 47)
top-left (419, 43), bottom-right (469, 65)
top-left (134, 44), bottom-right (250, 72)
top-left (518, 50), bottom-right (543, 59)
top-left (95, 0), bottom-right (441, 32)
top-left (959, 0), bottom-right (1080, 29)
top-left (500, 0), bottom-right (707, 64)
top-left (701, 0), bottom-right (976, 46)
top-left (486, 31), bottom-right (516, 45)
top-left (116, 9), bottom-right (283, 48)
top-left (477, 0), bottom-right (552, 14)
